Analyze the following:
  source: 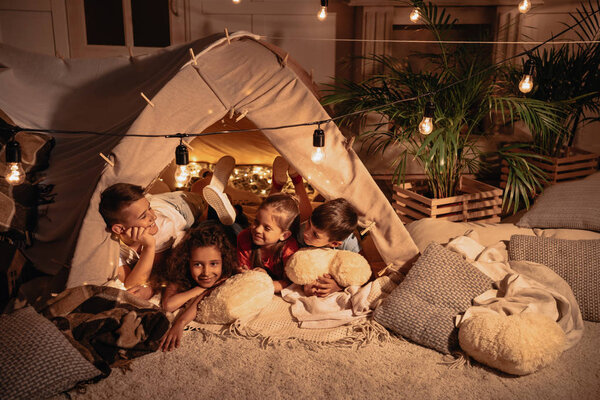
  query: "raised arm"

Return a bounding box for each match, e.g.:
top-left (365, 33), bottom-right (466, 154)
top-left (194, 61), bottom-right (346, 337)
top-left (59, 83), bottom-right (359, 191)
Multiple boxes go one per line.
top-left (123, 227), bottom-right (156, 288)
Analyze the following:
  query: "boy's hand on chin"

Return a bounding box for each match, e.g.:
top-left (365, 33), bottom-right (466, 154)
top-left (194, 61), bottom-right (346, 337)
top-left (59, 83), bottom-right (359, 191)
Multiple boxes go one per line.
top-left (124, 226), bottom-right (155, 248)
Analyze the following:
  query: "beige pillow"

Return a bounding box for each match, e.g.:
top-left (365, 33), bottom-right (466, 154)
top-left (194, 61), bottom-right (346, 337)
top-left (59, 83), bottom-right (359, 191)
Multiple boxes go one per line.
top-left (406, 218), bottom-right (534, 252)
top-left (533, 228), bottom-right (600, 240)
top-left (517, 173), bottom-right (600, 232)
top-left (509, 235), bottom-right (600, 322)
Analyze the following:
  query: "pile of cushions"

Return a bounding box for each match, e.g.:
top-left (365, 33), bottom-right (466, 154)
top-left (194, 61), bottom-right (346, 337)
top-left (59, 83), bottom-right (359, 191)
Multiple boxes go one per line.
top-left (374, 242), bottom-right (493, 354)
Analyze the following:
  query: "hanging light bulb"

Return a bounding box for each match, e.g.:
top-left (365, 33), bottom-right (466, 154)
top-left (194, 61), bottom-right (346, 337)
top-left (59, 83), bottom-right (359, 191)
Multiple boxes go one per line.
top-left (311, 125), bottom-right (326, 164)
top-left (409, 8), bottom-right (420, 23)
top-left (232, 0), bottom-right (241, 4)
top-left (418, 102), bottom-right (435, 135)
top-left (4, 139), bottom-right (25, 185)
top-left (518, 59), bottom-right (534, 94)
top-left (174, 140), bottom-right (190, 188)
top-left (518, 0), bottom-right (531, 13)
top-left (317, 0), bottom-right (328, 21)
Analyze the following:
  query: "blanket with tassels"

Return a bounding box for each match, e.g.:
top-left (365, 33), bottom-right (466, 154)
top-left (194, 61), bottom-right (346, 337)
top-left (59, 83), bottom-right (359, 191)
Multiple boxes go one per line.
top-left (40, 285), bottom-right (170, 377)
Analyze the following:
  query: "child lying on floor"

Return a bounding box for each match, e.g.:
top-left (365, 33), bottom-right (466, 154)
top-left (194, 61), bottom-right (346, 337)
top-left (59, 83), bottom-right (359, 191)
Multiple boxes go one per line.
top-left (270, 156), bottom-right (361, 297)
top-left (97, 157), bottom-right (237, 299)
top-left (236, 193), bottom-right (300, 293)
top-left (160, 220), bottom-right (236, 351)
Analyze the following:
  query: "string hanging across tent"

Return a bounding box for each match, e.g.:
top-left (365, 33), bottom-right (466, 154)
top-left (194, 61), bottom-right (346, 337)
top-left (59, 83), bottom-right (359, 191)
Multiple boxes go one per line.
top-left (2, 3), bottom-right (598, 186)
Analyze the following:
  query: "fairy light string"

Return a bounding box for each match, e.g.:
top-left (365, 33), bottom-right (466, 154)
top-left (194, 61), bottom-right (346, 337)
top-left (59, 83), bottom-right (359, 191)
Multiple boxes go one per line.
top-left (3, 5), bottom-right (598, 141)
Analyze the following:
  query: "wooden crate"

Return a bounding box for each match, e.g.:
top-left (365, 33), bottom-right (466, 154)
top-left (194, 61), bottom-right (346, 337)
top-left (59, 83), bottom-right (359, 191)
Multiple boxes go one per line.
top-left (392, 176), bottom-right (503, 224)
top-left (500, 148), bottom-right (598, 188)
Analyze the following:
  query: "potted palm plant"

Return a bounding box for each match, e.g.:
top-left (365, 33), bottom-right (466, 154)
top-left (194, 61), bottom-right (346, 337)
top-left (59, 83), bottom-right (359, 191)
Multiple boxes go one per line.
top-left (502, 0), bottom-right (600, 187)
top-left (322, 1), bottom-right (566, 218)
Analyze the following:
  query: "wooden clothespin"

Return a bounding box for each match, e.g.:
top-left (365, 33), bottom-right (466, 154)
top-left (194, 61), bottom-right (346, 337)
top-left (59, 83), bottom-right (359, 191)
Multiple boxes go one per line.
top-left (189, 48), bottom-right (197, 65)
top-left (229, 107), bottom-right (236, 119)
top-left (225, 28), bottom-right (231, 45)
top-left (140, 92), bottom-right (155, 108)
top-left (377, 263), bottom-right (394, 277)
top-left (345, 136), bottom-right (355, 150)
top-left (360, 221), bottom-right (376, 236)
top-left (235, 109), bottom-right (249, 122)
top-left (128, 46), bottom-right (134, 58)
top-left (99, 153), bottom-right (114, 167)
top-left (280, 53), bottom-right (289, 67)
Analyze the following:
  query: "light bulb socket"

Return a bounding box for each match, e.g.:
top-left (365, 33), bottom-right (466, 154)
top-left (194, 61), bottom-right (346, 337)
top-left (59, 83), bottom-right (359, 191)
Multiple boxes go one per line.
top-left (320, 0), bottom-right (328, 7)
top-left (175, 144), bottom-right (189, 165)
top-left (424, 101), bottom-right (435, 118)
top-left (6, 140), bottom-right (21, 163)
top-left (313, 128), bottom-right (325, 147)
top-left (523, 59), bottom-right (534, 75)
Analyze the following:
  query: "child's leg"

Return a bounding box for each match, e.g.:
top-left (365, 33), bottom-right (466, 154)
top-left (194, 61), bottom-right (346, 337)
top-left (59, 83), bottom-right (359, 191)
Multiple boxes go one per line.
top-left (201, 156), bottom-right (237, 225)
top-left (288, 165), bottom-right (312, 222)
top-left (270, 156), bottom-right (288, 195)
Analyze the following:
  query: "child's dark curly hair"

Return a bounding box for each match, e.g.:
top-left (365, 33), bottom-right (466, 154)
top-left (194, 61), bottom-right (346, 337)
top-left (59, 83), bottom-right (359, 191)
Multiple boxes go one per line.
top-left (164, 220), bottom-right (237, 291)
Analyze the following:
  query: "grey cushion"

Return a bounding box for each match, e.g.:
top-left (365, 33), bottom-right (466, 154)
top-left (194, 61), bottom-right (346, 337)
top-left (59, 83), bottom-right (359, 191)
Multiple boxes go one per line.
top-left (516, 172), bottom-right (600, 232)
top-left (0, 306), bottom-right (101, 400)
top-left (509, 234), bottom-right (600, 322)
top-left (374, 242), bottom-right (493, 354)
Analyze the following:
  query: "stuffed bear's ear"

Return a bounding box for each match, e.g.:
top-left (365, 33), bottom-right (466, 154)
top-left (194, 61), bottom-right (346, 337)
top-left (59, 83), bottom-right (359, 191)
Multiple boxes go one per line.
top-left (330, 250), bottom-right (372, 287)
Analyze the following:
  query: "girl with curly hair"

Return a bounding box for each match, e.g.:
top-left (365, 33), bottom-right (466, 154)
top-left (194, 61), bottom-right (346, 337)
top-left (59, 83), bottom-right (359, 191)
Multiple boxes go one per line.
top-left (160, 220), bottom-right (236, 351)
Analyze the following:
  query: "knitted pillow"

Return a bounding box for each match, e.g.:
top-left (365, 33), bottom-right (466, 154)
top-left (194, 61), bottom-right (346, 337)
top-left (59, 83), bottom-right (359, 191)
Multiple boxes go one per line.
top-left (374, 242), bottom-right (493, 354)
top-left (508, 235), bottom-right (600, 322)
top-left (0, 306), bottom-right (101, 400)
top-left (516, 173), bottom-right (600, 232)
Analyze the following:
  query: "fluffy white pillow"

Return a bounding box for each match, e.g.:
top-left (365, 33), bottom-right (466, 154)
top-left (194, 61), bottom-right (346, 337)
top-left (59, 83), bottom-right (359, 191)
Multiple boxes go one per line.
top-left (459, 313), bottom-right (566, 375)
top-left (196, 271), bottom-right (274, 324)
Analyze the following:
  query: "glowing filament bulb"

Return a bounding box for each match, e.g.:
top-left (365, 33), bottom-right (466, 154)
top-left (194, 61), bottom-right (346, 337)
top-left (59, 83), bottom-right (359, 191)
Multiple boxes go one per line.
top-left (311, 147), bottom-right (325, 164)
top-left (519, 59), bottom-right (534, 94)
top-left (174, 142), bottom-right (190, 188)
top-left (312, 127), bottom-right (326, 165)
top-left (409, 8), bottom-right (420, 23)
top-left (232, 0), bottom-right (241, 4)
top-left (174, 165), bottom-right (190, 188)
top-left (5, 162), bottom-right (25, 185)
top-left (419, 101), bottom-right (435, 135)
top-left (317, 0), bottom-right (328, 21)
top-left (518, 0), bottom-right (531, 13)
top-left (317, 7), bottom-right (327, 21)
top-left (4, 139), bottom-right (25, 185)
top-left (519, 75), bottom-right (533, 93)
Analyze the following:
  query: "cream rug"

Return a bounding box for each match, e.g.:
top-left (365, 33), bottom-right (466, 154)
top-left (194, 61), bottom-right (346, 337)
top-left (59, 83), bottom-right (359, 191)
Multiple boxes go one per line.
top-left (60, 320), bottom-right (600, 400)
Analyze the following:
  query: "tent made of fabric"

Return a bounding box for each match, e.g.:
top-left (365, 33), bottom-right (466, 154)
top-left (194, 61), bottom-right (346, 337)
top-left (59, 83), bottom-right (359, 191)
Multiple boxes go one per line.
top-left (0, 32), bottom-right (419, 287)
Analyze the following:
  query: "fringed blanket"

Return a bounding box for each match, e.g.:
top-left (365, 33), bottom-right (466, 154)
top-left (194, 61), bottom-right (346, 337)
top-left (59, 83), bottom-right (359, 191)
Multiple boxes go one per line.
top-left (40, 285), bottom-right (170, 377)
top-left (187, 295), bottom-right (391, 349)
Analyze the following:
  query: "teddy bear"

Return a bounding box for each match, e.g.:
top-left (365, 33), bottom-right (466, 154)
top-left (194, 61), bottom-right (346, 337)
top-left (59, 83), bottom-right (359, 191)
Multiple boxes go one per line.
top-left (284, 248), bottom-right (372, 287)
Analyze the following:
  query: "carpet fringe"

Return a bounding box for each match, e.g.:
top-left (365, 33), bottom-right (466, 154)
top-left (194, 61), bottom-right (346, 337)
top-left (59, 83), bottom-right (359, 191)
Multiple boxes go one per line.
top-left (440, 351), bottom-right (471, 370)
top-left (187, 318), bottom-right (390, 350)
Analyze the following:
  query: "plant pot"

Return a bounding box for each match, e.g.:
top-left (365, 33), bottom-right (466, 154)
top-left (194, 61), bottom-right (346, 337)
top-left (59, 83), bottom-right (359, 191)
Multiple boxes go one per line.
top-left (392, 176), bottom-right (503, 224)
top-left (500, 147), bottom-right (599, 188)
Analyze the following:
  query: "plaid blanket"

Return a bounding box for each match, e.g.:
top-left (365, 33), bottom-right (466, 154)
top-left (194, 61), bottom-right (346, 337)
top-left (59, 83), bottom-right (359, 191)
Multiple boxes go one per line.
top-left (40, 285), bottom-right (169, 377)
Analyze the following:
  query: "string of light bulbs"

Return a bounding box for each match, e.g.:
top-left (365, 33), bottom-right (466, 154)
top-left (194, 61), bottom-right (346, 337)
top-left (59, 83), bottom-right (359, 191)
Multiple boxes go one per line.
top-left (3, 3), bottom-right (598, 186)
